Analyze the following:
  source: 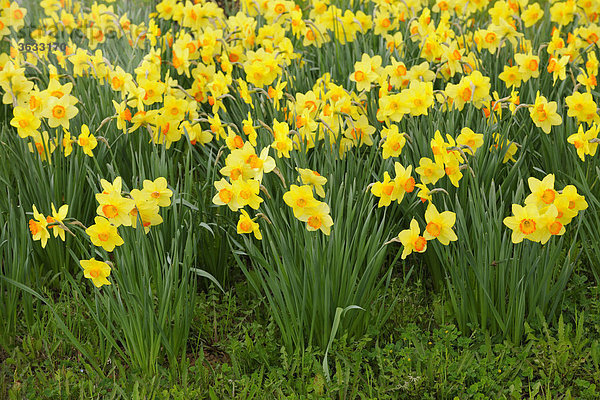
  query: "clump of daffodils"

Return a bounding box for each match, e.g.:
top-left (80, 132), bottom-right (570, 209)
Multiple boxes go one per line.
top-left (283, 182), bottom-right (334, 235)
top-left (212, 140), bottom-right (277, 240)
top-left (370, 128), bottom-right (484, 208)
top-left (503, 174), bottom-right (587, 244)
top-left (387, 203), bottom-right (458, 259)
top-left (28, 176), bottom-right (172, 288)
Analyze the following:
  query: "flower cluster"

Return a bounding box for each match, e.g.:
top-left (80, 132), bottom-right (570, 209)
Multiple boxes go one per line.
top-left (393, 203), bottom-right (458, 259)
top-left (28, 176), bottom-right (172, 288)
top-left (503, 174), bottom-right (587, 244)
top-left (371, 128), bottom-right (484, 207)
top-left (8, 0), bottom-right (600, 292)
top-left (212, 141), bottom-right (276, 240)
top-left (90, 176), bottom-right (172, 250)
top-left (283, 169), bottom-right (333, 235)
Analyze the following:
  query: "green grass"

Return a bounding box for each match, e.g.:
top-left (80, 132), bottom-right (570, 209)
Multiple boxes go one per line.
top-left (2, 272), bottom-right (600, 399)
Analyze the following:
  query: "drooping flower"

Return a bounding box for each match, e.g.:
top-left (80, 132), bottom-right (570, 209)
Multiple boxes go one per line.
top-left (77, 124), bottom-right (98, 157)
top-left (28, 205), bottom-right (50, 248)
top-left (456, 128), bottom-right (484, 155)
top-left (525, 174), bottom-right (557, 210)
top-left (141, 177), bottom-right (173, 207)
top-left (42, 95), bottom-right (79, 129)
top-left (232, 178), bottom-right (263, 210)
top-left (567, 124), bottom-right (599, 161)
top-left (415, 157), bottom-right (445, 185)
top-left (10, 106), bottom-right (41, 138)
top-left (48, 203), bottom-right (69, 241)
top-left (237, 209), bottom-right (262, 240)
top-left (397, 219), bottom-right (427, 259)
top-left (96, 191), bottom-right (135, 227)
top-left (381, 125), bottom-right (406, 159)
top-left (297, 168), bottom-right (327, 198)
top-left (370, 172), bottom-right (400, 207)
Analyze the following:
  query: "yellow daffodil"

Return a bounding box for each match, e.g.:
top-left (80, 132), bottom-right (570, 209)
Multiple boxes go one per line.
top-left (86, 216), bottom-right (124, 251)
top-left (28, 205), bottom-right (50, 248)
top-left (397, 219), bottom-right (428, 259)
top-left (423, 203), bottom-right (458, 245)
top-left (78, 124), bottom-right (98, 157)
top-left (297, 168), bottom-right (327, 197)
top-left (300, 202), bottom-right (334, 235)
top-left (80, 258), bottom-right (112, 288)
top-left (283, 185), bottom-right (319, 219)
top-left (237, 209), bottom-right (262, 240)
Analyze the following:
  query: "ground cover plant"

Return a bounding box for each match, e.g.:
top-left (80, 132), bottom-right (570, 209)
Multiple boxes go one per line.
top-left (1, 0), bottom-right (600, 397)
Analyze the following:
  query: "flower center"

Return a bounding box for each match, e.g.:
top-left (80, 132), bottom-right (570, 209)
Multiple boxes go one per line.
top-left (35, 142), bottom-right (44, 154)
top-left (414, 236), bottom-right (427, 251)
top-left (233, 135), bottom-right (244, 148)
top-left (230, 168), bottom-right (242, 180)
top-left (426, 222), bottom-right (441, 237)
top-left (28, 219), bottom-right (40, 235)
top-left (403, 177), bottom-right (415, 192)
top-left (519, 218), bottom-right (536, 234)
top-left (541, 189), bottom-right (555, 204)
top-left (461, 88), bottom-right (472, 102)
top-left (98, 232), bottom-right (110, 241)
top-left (308, 215), bottom-right (322, 229)
top-left (445, 166), bottom-right (457, 175)
top-left (534, 103), bottom-right (547, 119)
top-left (121, 108), bottom-right (132, 121)
top-left (528, 59), bottom-right (538, 71)
top-left (549, 221), bottom-right (563, 235)
top-left (382, 183), bottom-right (394, 196)
top-left (485, 32), bottom-right (496, 43)
top-left (102, 205), bottom-right (119, 218)
top-left (240, 189), bottom-right (251, 200)
top-left (219, 188), bottom-right (233, 203)
top-left (52, 105), bottom-right (66, 119)
top-left (296, 198), bottom-right (307, 207)
top-left (112, 77), bottom-right (123, 89)
top-left (240, 220), bottom-right (252, 232)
